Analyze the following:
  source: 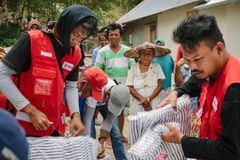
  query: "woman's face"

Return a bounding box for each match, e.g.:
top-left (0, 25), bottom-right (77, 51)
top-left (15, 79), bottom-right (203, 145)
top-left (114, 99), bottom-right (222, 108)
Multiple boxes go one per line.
top-left (29, 24), bottom-right (40, 31)
top-left (99, 35), bottom-right (108, 48)
top-left (139, 48), bottom-right (155, 66)
top-left (70, 25), bottom-right (89, 45)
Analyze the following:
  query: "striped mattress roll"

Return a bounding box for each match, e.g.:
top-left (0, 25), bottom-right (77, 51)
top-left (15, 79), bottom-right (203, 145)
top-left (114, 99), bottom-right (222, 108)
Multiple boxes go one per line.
top-left (128, 95), bottom-right (191, 145)
top-left (128, 95), bottom-right (192, 160)
top-left (27, 136), bottom-right (99, 160)
top-left (128, 122), bottom-right (185, 160)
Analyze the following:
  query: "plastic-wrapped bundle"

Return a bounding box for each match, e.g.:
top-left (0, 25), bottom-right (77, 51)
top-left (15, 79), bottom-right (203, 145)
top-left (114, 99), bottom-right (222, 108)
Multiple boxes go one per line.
top-left (128, 122), bottom-right (185, 160)
top-left (128, 95), bottom-right (192, 160)
top-left (27, 136), bottom-right (99, 160)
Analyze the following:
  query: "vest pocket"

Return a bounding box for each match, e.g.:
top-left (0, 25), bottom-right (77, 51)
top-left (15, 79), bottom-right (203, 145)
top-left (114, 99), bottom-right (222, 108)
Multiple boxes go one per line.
top-left (32, 67), bottom-right (56, 96)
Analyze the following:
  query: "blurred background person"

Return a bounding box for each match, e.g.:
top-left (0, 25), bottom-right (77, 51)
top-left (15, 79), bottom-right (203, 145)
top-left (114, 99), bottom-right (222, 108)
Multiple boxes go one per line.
top-left (27, 19), bottom-right (42, 31)
top-left (152, 38), bottom-right (174, 101)
top-left (92, 32), bottom-right (108, 65)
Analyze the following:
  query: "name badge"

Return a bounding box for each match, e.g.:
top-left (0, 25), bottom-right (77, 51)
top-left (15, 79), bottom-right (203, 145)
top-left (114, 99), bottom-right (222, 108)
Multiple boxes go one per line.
top-left (62, 62), bottom-right (74, 71)
top-left (41, 51), bottom-right (52, 57)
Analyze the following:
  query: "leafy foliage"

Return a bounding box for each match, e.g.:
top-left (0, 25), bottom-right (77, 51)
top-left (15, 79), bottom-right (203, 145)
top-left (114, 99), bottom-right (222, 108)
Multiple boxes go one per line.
top-left (0, 23), bottom-right (21, 47)
top-left (0, 0), bottom-right (143, 46)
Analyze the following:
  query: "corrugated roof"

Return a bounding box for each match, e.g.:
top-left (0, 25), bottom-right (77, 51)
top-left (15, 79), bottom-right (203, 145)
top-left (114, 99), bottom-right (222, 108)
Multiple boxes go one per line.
top-left (116, 0), bottom-right (200, 24)
top-left (194, 0), bottom-right (236, 10)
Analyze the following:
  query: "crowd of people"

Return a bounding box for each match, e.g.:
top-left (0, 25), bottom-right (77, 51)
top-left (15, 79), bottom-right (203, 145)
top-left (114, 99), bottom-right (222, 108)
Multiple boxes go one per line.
top-left (0, 4), bottom-right (240, 160)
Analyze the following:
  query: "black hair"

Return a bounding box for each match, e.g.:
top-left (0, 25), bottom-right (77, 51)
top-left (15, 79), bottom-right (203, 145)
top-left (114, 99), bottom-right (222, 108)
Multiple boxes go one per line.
top-left (106, 23), bottom-right (123, 36)
top-left (98, 32), bottom-right (108, 41)
top-left (173, 14), bottom-right (225, 52)
top-left (56, 5), bottom-right (98, 48)
top-left (76, 16), bottom-right (98, 38)
top-left (47, 21), bottom-right (56, 30)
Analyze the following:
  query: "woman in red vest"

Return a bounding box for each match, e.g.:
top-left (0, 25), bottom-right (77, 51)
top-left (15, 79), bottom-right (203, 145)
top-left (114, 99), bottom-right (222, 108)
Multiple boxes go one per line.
top-left (0, 5), bottom-right (97, 137)
top-left (158, 14), bottom-right (240, 159)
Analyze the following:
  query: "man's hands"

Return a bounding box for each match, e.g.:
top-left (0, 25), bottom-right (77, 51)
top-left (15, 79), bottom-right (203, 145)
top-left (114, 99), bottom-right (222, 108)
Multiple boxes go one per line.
top-left (97, 137), bottom-right (106, 159)
top-left (161, 124), bottom-right (184, 144)
top-left (70, 112), bottom-right (85, 136)
top-left (157, 91), bottom-right (178, 110)
top-left (191, 118), bottom-right (201, 132)
top-left (97, 130), bottom-right (109, 159)
top-left (176, 58), bottom-right (185, 67)
top-left (23, 103), bottom-right (52, 131)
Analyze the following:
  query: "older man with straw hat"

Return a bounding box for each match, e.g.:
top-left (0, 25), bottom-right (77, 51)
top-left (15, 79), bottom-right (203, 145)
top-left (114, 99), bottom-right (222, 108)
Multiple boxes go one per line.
top-left (125, 41), bottom-right (171, 115)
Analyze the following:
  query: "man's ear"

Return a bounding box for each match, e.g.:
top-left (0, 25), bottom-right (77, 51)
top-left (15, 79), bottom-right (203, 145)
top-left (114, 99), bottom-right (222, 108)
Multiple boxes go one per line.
top-left (215, 42), bottom-right (225, 56)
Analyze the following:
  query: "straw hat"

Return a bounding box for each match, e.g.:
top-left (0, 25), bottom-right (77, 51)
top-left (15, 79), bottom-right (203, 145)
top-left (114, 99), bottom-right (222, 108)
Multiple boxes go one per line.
top-left (124, 41), bottom-right (171, 58)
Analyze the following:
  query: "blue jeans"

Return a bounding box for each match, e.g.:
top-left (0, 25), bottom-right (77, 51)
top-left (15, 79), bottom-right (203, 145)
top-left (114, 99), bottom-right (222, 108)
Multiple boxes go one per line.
top-left (91, 105), bottom-right (128, 160)
top-left (79, 98), bottom-right (86, 122)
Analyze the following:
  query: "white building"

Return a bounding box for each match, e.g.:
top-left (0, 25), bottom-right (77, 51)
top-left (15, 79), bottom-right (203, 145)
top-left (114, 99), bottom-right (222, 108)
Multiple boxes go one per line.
top-left (117, 0), bottom-right (240, 59)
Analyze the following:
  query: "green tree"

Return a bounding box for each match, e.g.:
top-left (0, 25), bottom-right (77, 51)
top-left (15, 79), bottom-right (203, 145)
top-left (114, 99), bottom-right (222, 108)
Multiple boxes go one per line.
top-left (0, 0), bottom-right (143, 46)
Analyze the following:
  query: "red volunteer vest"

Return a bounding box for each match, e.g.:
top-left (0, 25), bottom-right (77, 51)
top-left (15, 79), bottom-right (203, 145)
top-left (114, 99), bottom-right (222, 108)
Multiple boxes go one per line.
top-left (195, 55), bottom-right (240, 140)
top-left (1, 31), bottom-right (81, 136)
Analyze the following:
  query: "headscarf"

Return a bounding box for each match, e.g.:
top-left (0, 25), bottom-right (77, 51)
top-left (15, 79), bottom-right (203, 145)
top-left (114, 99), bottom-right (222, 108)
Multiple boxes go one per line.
top-left (153, 38), bottom-right (165, 46)
top-left (56, 5), bottom-right (97, 48)
top-left (27, 19), bottom-right (42, 30)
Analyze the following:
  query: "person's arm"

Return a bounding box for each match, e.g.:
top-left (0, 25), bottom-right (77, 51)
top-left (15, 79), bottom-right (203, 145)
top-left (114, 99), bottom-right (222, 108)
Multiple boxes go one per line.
top-left (100, 111), bottom-right (115, 134)
top-left (174, 59), bottom-right (184, 87)
top-left (128, 86), bottom-right (145, 102)
top-left (0, 62), bottom-right (30, 110)
top-left (175, 75), bottom-right (202, 97)
top-left (148, 63), bottom-right (164, 101)
top-left (148, 79), bottom-right (163, 102)
top-left (65, 63), bottom-right (81, 115)
top-left (157, 75), bottom-right (202, 109)
top-left (82, 97), bottom-right (97, 136)
top-left (92, 48), bottom-right (98, 65)
top-left (65, 80), bottom-right (85, 136)
top-left (65, 80), bottom-right (80, 115)
top-left (98, 111), bottom-right (115, 159)
top-left (181, 84), bottom-right (240, 159)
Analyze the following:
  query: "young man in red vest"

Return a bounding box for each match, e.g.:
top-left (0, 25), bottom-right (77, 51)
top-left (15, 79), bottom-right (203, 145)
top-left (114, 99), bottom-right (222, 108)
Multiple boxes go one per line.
top-left (157, 14), bottom-right (240, 159)
top-left (0, 5), bottom-right (97, 137)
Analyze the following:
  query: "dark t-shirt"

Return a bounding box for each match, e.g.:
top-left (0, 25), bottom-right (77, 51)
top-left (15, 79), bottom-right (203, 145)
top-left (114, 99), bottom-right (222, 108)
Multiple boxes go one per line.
top-left (2, 32), bottom-right (80, 81)
top-left (178, 78), bottom-right (240, 160)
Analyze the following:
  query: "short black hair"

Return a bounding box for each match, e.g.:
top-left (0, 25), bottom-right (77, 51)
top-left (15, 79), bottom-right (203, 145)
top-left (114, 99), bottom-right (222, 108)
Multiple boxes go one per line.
top-left (106, 23), bottom-right (123, 36)
top-left (77, 16), bottom-right (98, 37)
top-left (173, 14), bottom-right (225, 52)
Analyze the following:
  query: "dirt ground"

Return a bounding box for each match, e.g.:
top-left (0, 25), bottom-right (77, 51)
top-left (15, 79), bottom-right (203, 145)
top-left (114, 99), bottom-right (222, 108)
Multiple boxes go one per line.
top-left (95, 114), bottom-right (130, 160)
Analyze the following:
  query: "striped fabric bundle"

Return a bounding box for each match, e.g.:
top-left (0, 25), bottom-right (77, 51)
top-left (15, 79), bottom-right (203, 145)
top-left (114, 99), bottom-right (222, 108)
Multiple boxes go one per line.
top-left (27, 136), bottom-right (99, 160)
top-left (128, 95), bottom-right (192, 160)
top-left (128, 123), bottom-right (185, 160)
